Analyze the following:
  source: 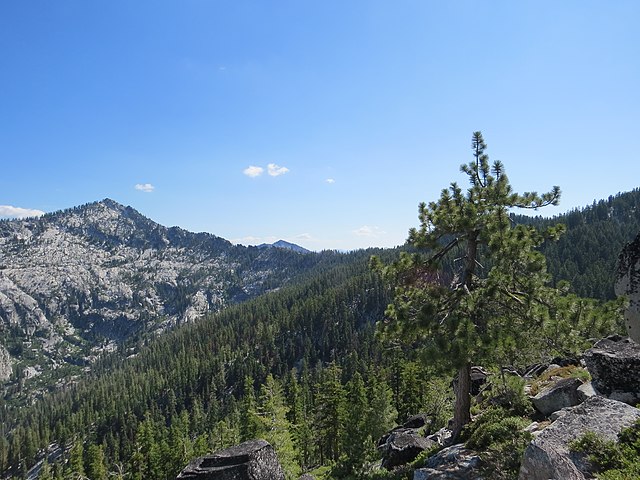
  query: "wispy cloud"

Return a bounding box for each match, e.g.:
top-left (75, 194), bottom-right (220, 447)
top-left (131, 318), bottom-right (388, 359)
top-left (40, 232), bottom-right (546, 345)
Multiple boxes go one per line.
top-left (326, 178), bottom-right (335, 184)
top-left (353, 225), bottom-right (387, 237)
top-left (295, 233), bottom-right (313, 241)
top-left (135, 183), bottom-right (155, 193)
top-left (243, 166), bottom-right (264, 178)
top-left (0, 205), bottom-right (45, 219)
top-left (267, 163), bottom-right (289, 177)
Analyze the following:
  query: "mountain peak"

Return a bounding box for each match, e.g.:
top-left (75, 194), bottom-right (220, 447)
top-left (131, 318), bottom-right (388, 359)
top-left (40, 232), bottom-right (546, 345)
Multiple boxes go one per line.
top-left (259, 240), bottom-right (311, 254)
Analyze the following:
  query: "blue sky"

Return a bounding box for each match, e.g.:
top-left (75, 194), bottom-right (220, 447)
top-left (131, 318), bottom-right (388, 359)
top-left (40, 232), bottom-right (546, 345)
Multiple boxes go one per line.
top-left (1, 1), bottom-right (638, 250)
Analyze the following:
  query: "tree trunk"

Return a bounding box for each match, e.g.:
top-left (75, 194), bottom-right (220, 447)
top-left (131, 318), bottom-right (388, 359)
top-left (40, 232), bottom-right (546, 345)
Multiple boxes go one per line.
top-left (451, 362), bottom-right (472, 443)
top-left (449, 231), bottom-right (476, 443)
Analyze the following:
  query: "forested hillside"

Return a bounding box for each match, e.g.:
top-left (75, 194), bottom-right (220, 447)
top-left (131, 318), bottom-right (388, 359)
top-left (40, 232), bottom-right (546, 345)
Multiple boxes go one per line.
top-left (515, 188), bottom-right (640, 299)
top-left (1, 249), bottom-right (424, 479)
top-left (1, 189), bottom-right (639, 479)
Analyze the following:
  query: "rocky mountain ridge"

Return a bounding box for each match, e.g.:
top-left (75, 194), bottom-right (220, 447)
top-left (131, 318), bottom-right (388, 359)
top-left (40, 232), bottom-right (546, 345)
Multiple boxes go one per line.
top-left (0, 199), bottom-right (324, 386)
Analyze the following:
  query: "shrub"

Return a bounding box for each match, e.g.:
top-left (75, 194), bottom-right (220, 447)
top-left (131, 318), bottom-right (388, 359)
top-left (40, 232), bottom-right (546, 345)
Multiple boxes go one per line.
top-left (464, 407), bottom-right (532, 479)
top-left (569, 419), bottom-right (640, 479)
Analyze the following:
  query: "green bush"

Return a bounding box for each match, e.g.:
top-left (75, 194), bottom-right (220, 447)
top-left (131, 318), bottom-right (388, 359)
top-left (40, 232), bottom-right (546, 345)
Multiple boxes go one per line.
top-left (569, 419), bottom-right (640, 479)
top-left (464, 407), bottom-right (532, 479)
top-left (485, 373), bottom-right (533, 417)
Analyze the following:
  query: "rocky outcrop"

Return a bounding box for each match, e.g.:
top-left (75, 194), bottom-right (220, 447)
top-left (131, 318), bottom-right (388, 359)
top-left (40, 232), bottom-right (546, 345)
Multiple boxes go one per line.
top-left (518, 396), bottom-right (640, 480)
top-left (0, 199), bottom-right (322, 387)
top-left (616, 231), bottom-right (640, 342)
top-left (582, 336), bottom-right (640, 404)
top-left (531, 377), bottom-right (583, 416)
top-left (413, 444), bottom-right (483, 480)
top-left (378, 429), bottom-right (437, 470)
top-left (0, 344), bottom-right (12, 381)
top-left (176, 439), bottom-right (284, 480)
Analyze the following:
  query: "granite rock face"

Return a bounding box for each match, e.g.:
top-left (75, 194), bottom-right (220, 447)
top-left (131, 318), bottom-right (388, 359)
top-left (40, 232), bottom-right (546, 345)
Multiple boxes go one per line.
top-left (0, 199), bottom-right (319, 387)
top-left (176, 439), bottom-right (285, 480)
top-left (616, 231), bottom-right (640, 342)
top-left (531, 377), bottom-right (583, 416)
top-left (582, 336), bottom-right (640, 404)
top-left (0, 344), bottom-right (12, 381)
top-left (518, 396), bottom-right (640, 480)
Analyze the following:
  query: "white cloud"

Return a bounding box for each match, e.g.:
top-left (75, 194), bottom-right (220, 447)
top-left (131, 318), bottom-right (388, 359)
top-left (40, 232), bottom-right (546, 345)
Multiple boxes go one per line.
top-left (135, 183), bottom-right (155, 193)
top-left (0, 205), bottom-right (45, 219)
top-left (295, 233), bottom-right (313, 241)
top-left (326, 178), bottom-right (335, 184)
top-left (243, 166), bottom-right (264, 178)
top-left (353, 225), bottom-right (387, 237)
top-left (267, 163), bottom-right (289, 177)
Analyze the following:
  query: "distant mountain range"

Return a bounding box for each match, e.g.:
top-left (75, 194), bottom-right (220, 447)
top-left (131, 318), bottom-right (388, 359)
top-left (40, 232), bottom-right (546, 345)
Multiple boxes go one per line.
top-left (0, 199), bottom-right (328, 386)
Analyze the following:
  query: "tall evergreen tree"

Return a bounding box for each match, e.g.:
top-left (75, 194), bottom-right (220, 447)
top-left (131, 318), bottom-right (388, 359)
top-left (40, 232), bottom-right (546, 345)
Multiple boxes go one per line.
top-left (337, 372), bottom-right (371, 478)
top-left (374, 132), bottom-right (563, 440)
top-left (254, 375), bottom-right (298, 479)
top-left (314, 362), bottom-right (346, 464)
top-left (67, 440), bottom-right (85, 480)
top-left (85, 444), bottom-right (107, 480)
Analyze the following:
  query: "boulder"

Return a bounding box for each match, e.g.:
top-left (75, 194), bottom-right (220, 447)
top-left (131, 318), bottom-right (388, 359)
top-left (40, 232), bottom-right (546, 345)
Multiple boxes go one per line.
top-left (176, 439), bottom-right (284, 480)
top-left (413, 444), bottom-right (483, 480)
top-left (298, 475), bottom-right (315, 480)
top-left (378, 428), bottom-right (437, 470)
top-left (403, 413), bottom-right (431, 430)
top-left (531, 377), bottom-right (583, 416)
top-left (518, 396), bottom-right (640, 480)
top-left (582, 336), bottom-right (640, 404)
top-left (615, 231), bottom-right (640, 342)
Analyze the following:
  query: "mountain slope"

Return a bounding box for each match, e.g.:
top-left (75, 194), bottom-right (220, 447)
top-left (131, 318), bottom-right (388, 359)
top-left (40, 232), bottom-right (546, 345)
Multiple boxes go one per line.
top-left (515, 188), bottom-right (640, 299)
top-left (258, 240), bottom-right (312, 254)
top-left (0, 199), bottom-right (335, 388)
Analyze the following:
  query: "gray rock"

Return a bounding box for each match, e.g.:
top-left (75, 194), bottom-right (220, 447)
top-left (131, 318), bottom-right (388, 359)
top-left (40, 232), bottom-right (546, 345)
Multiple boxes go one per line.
top-left (0, 344), bottom-right (12, 381)
top-left (518, 396), bottom-right (640, 480)
top-left (297, 475), bottom-right (315, 480)
top-left (616, 231), bottom-right (640, 342)
top-left (414, 444), bottom-right (483, 480)
top-left (427, 427), bottom-right (453, 447)
top-left (379, 429), bottom-right (437, 470)
top-left (549, 408), bottom-right (569, 422)
top-left (608, 390), bottom-right (639, 405)
top-left (582, 336), bottom-right (640, 402)
top-left (531, 377), bottom-right (583, 416)
top-left (176, 439), bottom-right (284, 480)
top-left (576, 381), bottom-right (596, 403)
top-left (0, 199), bottom-right (321, 391)
top-left (403, 413), bottom-right (431, 429)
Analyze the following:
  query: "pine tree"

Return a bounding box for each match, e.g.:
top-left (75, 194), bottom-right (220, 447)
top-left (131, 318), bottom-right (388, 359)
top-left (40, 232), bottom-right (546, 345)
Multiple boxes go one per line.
top-left (254, 375), bottom-right (299, 479)
top-left (39, 459), bottom-right (53, 480)
top-left (67, 439), bottom-right (85, 480)
top-left (337, 372), bottom-right (371, 477)
top-left (374, 131), bottom-right (563, 440)
top-left (314, 362), bottom-right (346, 464)
top-left (240, 375), bottom-right (260, 442)
top-left (366, 370), bottom-right (397, 443)
top-left (85, 444), bottom-right (107, 480)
